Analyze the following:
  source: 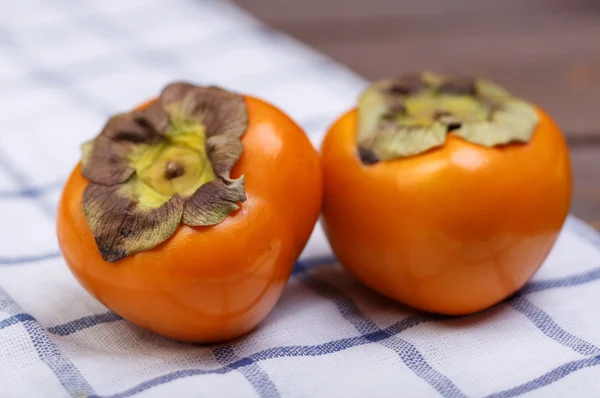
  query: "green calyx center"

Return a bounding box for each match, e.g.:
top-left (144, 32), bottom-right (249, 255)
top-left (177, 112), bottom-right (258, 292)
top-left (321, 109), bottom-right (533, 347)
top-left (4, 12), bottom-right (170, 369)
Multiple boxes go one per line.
top-left (356, 72), bottom-right (539, 164)
top-left (129, 118), bottom-right (216, 209)
top-left (400, 94), bottom-right (489, 126)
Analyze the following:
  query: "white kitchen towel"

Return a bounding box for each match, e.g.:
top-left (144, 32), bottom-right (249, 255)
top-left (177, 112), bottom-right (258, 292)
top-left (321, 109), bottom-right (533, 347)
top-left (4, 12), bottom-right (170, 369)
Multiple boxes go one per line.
top-left (1, 0), bottom-right (600, 397)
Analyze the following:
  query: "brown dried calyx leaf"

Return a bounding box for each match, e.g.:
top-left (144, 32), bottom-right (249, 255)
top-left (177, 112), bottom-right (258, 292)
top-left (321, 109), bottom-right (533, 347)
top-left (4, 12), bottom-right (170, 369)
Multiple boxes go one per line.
top-left (356, 71), bottom-right (539, 164)
top-left (81, 82), bottom-right (248, 262)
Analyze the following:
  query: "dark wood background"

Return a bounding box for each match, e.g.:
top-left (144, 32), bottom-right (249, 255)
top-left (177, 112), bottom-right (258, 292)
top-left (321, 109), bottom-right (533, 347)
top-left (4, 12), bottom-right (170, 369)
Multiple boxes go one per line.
top-left (235, 0), bottom-right (600, 228)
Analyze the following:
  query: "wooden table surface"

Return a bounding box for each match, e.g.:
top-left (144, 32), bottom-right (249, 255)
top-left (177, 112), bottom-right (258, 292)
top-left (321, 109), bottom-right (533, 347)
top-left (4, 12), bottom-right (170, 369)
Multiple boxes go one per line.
top-left (235, 0), bottom-right (600, 228)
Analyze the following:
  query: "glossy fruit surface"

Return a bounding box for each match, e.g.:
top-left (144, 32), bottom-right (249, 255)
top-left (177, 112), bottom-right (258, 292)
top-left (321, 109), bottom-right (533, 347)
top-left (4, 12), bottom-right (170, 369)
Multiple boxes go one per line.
top-left (321, 107), bottom-right (571, 315)
top-left (57, 96), bottom-right (322, 342)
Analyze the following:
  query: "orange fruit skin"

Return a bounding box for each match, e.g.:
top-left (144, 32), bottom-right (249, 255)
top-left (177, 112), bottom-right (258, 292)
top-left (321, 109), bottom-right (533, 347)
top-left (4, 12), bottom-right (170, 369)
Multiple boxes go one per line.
top-left (57, 97), bottom-right (322, 342)
top-left (320, 107), bottom-right (572, 315)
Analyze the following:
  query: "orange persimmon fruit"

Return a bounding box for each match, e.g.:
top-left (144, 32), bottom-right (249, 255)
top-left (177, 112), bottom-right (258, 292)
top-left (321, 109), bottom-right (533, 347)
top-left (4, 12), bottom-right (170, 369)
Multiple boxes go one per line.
top-left (320, 72), bottom-right (572, 315)
top-left (57, 83), bottom-right (322, 342)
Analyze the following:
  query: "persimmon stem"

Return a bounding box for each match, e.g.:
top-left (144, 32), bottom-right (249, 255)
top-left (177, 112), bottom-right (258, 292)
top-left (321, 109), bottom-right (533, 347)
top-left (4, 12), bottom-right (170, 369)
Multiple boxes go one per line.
top-left (165, 161), bottom-right (184, 180)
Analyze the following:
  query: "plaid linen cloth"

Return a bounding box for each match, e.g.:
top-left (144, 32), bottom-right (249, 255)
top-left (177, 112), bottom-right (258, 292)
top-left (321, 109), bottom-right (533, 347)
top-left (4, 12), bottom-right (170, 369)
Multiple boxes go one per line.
top-left (2, 1), bottom-right (600, 397)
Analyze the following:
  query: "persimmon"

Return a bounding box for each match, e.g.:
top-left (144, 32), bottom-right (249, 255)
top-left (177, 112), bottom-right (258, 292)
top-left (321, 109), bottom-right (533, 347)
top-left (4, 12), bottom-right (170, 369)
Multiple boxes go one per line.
top-left (321, 72), bottom-right (572, 315)
top-left (57, 82), bottom-right (322, 342)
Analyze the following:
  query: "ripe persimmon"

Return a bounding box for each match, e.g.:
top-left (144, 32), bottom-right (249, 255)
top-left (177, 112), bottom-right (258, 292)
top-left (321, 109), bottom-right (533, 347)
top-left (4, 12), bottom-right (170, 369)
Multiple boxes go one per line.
top-left (320, 72), bottom-right (572, 315)
top-left (57, 82), bottom-right (322, 342)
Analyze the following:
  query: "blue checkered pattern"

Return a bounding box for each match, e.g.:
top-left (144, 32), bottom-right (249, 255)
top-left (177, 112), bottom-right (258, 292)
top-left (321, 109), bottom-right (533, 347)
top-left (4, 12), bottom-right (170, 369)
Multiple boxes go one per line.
top-left (2, 0), bottom-right (600, 397)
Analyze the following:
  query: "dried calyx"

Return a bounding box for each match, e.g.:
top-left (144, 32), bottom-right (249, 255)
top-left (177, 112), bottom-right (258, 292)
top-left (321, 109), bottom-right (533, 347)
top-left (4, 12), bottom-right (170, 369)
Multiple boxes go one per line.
top-left (81, 82), bottom-right (248, 262)
top-left (356, 71), bottom-right (539, 164)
